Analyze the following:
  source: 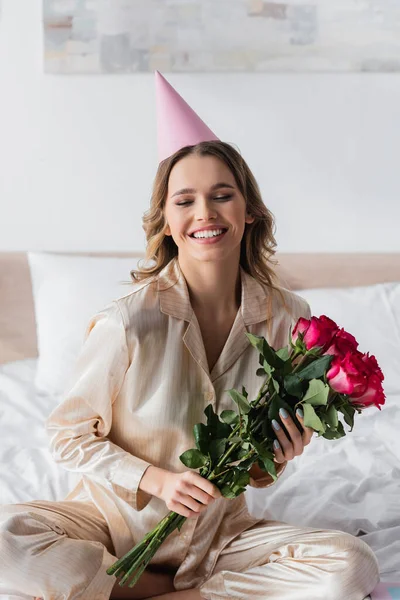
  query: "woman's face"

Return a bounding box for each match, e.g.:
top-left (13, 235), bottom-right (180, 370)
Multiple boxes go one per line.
top-left (164, 154), bottom-right (254, 262)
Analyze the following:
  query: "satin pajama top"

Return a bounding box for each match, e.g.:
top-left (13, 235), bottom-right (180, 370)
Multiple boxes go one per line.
top-left (45, 256), bottom-right (311, 583)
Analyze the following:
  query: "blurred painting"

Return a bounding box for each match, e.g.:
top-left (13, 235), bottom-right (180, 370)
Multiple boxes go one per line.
top-left (43, 0), bottom-right (400, 74)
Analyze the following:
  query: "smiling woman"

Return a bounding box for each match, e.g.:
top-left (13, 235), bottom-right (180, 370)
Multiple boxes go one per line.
top-left (0, 71), bottom-right (379, 600)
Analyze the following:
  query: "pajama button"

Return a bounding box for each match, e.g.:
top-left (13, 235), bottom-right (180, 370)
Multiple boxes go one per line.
top-left (204, 391), bottom-right (214, 401)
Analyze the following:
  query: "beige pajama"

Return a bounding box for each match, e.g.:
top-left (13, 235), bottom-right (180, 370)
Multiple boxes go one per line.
top-left (0, 500), bottom-right (116, 600)
top-left (0, 257), bottom-right (380, 598)
top-left (197, 519), bottom-right (379, 599)
top-left (0, 498), bottom-right (379, 599)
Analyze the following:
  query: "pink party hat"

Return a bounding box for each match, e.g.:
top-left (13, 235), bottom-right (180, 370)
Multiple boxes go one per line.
top-left (155, 70), bottom-right (219, 163)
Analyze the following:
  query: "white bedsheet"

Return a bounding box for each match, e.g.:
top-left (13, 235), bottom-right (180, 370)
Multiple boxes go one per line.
top-left (0, 358), bottom-right (398, 592)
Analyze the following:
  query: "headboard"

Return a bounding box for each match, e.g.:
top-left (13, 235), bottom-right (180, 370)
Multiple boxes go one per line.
top-left (1, 251), bottom-right (399, 364)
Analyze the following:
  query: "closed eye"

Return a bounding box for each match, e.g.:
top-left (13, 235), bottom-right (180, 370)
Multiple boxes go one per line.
top-left (176, 195), bottom-right (232, 206)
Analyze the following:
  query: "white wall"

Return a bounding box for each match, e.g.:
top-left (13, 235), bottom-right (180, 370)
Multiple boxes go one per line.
top-left (1, 0), bottom-right (399, 253)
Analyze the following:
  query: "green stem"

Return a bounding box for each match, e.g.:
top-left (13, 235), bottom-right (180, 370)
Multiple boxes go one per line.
top-left (109, 346), bottom-right (317, 588)
top-left (119, 512), bottom-right (184, 588)
top-left (291, 352), bottom-right (311, 374)
top-left (211, 377), bottom-right (271, 471)
top-left (211, 351), bottom-right (313, 479)
top-left (107, 512), bottom-right (173, 576)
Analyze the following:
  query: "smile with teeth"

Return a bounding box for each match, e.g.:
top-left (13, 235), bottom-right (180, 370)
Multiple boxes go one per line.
top-left (190, 228), bottom-right (227, 239)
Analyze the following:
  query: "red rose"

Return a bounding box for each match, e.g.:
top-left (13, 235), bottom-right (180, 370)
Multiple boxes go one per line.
top-left (351, 373), bottom-right (385, 410)
top-left (361, 352), bottom-right (384, 382)
top-left (324, 328), bottom-right (359, 357)
top-left (292, 315), bottom-right (339, 352)
top-left (327, 350), bottom-right (385, 410)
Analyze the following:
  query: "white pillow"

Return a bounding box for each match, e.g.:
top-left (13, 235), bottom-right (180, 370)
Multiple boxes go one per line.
top-left (295, 281), bottom-right (400, 395)
top-left (28, 252), bottom-right (143, 397)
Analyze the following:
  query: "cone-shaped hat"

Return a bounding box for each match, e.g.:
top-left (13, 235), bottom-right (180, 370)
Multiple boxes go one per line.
top-left (155, 70), bottom-right (219, 163)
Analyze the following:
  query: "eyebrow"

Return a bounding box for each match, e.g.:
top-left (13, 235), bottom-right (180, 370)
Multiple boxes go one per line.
top-left (171, 182), bottom-right (235, 198)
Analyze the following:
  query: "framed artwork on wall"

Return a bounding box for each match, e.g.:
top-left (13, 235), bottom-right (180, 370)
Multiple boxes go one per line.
top-left (43, 0), bottom-right (400, 74)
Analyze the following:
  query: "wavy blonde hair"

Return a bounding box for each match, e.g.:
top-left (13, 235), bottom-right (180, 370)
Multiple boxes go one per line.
top-left (130, 140), bottom-right (290, 322)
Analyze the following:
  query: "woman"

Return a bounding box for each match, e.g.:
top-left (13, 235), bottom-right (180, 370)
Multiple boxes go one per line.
top-left (0, 73), bottom-right (379, 600)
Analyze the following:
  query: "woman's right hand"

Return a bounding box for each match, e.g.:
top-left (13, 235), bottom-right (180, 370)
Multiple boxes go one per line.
top-left (159, 469), bottom-right (222, 518)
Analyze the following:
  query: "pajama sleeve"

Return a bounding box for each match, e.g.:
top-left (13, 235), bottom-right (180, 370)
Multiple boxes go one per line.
top-left (45, 301), bottom-right (153, 511)
top-left (248, 460), bottom-right (287, 488)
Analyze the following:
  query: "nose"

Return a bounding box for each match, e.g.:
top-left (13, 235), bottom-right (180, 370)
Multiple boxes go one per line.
top-left (195, 197), bottom-right (217, 221)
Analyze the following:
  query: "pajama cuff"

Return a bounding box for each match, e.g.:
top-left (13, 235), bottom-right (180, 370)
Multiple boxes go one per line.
top-left (111, 453), bottom-right (153, 511)
top-left (249, 460), bottom-right (287, 489)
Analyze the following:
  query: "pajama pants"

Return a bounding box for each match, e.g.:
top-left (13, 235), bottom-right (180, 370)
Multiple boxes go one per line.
top-left (0, 499), bottom-right (380, 600)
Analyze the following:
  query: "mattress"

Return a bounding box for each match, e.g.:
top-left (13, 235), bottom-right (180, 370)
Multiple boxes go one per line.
top-left (0, 358), bottom-right (399, 599)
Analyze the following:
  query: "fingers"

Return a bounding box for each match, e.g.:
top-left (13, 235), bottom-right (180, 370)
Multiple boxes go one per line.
top-left (272, 438), bottom-right (286, 463)
top-left (183, 483), bottom-right (215, 507)
top-left (187, 472), bottom-right (222, 500)
top-left (173, 486), bottom-right (218, 519)
top-left (272, 407), bottom-right (314, 461)
top-left (171, 473), bottom-right (222, 519)
top-left (169, 498), bottom-right (199, 518)
top-left (272, 409), bottom-right (300, 460)
top-left (176, 491), bottom-right (206, 515)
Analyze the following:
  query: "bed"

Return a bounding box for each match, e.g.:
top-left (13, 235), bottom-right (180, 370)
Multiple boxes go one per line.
top-left (1, 251), bottom-right (399, 599)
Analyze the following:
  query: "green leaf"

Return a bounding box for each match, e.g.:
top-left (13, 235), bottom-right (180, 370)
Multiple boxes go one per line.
top-left (322, 421), bottom-right (345, 440)
top-left (271, 377), bottom-right (280, 394)
top-left (262, 360), bottom-right (273, 377)
top-left (193, 423), bottom-right (209, 454)
top-left (302, 403), bottom-right (325, 433)
top-left (337, 421), bottom-right (345, 435)
top-left (283, 374), bottom-right (303, 398)
top-left (237, 456), bottom-right (255, 470)
top-left (246, 333), bottom-right (285, 369)
top-left (259, 456), bottom-right (277, 481)
top-left (233, 470), bottom-right (250, 488)
top-left (204, 404), bottom-right (232, 438)
top-left (296, 354), bottom-right (334, 381)
top-left (303, 379), bottom-right (329, 406)
top-left (220, 485), bottom-right (236, 499)
top-left (246, 332), bottom-right (266, 354)
top-left (226, 389), bottom-right (251, 414)
top-left (220, 410), bottom-right (239, 425)
top-left (232, 486), bottom-right (247, 496)
top-left (338, 403), bottom-right (355, 431)
top-left (262, 339), bottom-right (285, 369)
top-left (326, 404), bottom-right (339, 428)
top-left (229, 436), bottom-right (243, 443)
top-left (236, 447), bottom-right (249, 459)
top-left (276, 347), bottom-right (290, 361)
top-left (307, 345), bottom-right (325, 356)
top-left (282, 358), bottom-right (295, 376)
top-left (209, 438), bottom-right (227, 463)
top-left (250, 435), bottom-right (274, 461)
top-left (179, 449), bottom-right (208, 469)
top-left (321, 429), bottom-right (337, 439)
top-left (256, 367), bottom-right (265, 376)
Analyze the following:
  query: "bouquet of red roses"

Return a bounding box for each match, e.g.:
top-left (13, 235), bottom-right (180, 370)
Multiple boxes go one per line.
top-left (107, 314), bottom-right (385, 589)
top-left (294, 315), bottom-right (385, 433)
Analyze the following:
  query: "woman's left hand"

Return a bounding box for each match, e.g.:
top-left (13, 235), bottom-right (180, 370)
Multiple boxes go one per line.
top-left (272, 407), bottom-right (314, 464)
